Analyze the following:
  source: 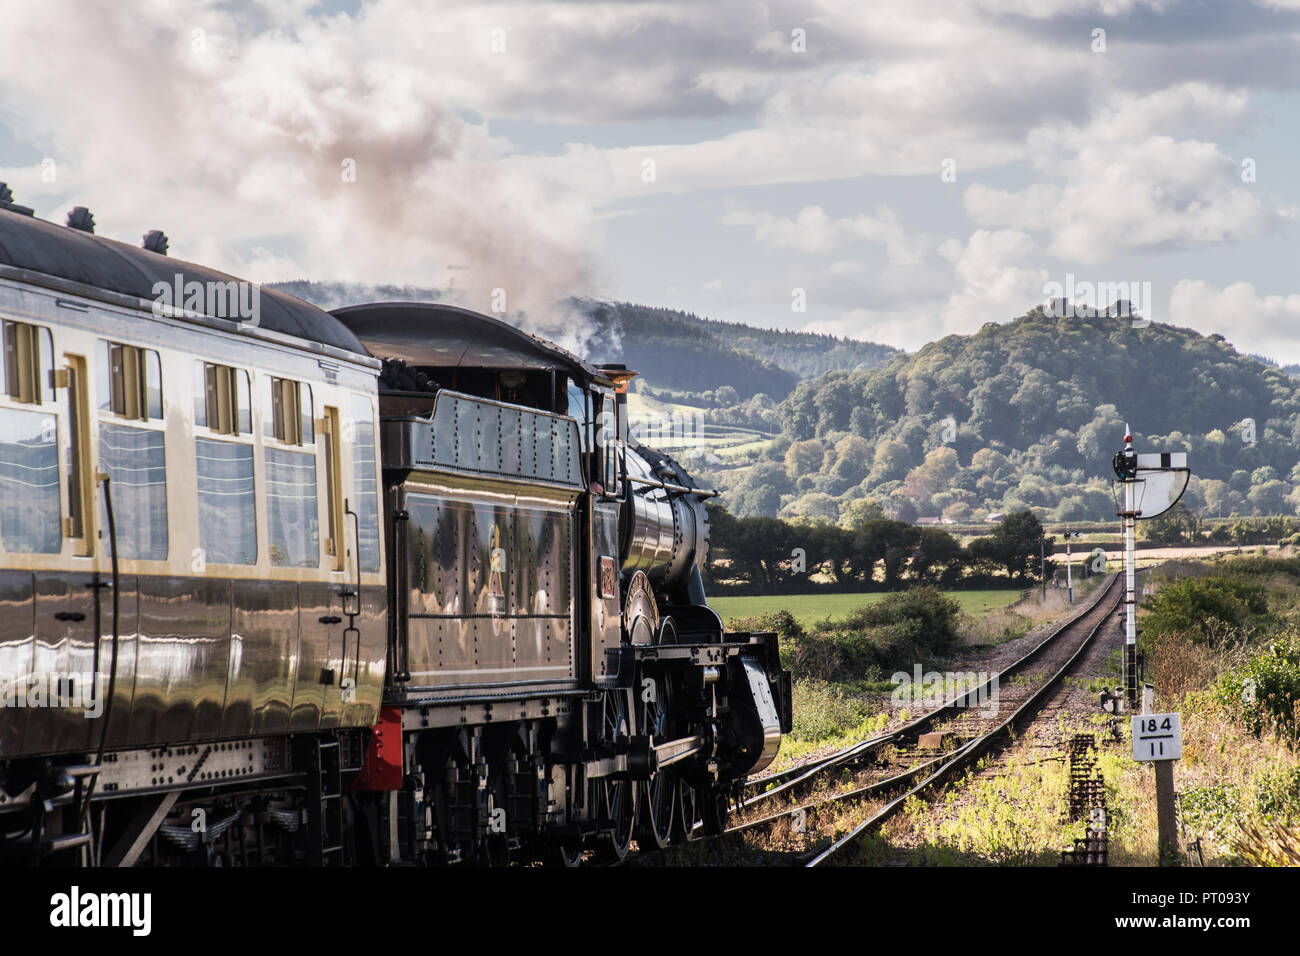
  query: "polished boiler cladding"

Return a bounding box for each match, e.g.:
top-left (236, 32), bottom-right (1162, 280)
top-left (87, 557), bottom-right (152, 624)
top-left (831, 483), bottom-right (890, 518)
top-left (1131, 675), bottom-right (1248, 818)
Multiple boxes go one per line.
top-left (0, 200), bottom-right (790, 866)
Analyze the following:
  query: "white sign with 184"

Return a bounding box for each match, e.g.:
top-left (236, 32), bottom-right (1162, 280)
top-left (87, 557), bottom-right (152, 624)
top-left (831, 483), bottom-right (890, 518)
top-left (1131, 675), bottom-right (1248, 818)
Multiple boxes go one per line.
top-left (1131, 713), bottom-right (1181, 761)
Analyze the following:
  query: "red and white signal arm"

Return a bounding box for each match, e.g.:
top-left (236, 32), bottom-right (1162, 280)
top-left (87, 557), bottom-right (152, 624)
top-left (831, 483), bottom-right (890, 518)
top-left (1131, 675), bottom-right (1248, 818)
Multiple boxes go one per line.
top-left (1131, 712), bottom-right (1181, 761)
top-left (1133, 452), bottom-right (1190, 520)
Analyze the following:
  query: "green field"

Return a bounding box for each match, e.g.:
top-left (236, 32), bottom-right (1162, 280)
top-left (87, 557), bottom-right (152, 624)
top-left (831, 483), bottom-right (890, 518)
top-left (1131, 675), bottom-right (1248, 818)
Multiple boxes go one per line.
top-left (708, 589), bottom-right (1024, 629)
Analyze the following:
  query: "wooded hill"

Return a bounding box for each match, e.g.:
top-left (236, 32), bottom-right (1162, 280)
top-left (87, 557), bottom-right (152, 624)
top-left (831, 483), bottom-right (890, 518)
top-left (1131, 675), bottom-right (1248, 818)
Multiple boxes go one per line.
top-left (721, 307), bottom-right (1300, 524)
top-left (578, 300), bottom-right (898, 400)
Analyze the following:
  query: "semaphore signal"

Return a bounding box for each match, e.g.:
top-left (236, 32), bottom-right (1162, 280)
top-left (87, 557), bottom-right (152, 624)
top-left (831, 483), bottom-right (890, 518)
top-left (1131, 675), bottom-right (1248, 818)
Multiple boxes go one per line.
top-left (1111, 425), bottom-right (1191, 709)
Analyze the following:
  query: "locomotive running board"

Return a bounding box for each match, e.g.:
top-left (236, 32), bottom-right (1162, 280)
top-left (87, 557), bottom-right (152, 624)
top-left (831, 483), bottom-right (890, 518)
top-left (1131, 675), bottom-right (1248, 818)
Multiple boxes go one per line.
top-left (0, 737), bottom-right (296, 813)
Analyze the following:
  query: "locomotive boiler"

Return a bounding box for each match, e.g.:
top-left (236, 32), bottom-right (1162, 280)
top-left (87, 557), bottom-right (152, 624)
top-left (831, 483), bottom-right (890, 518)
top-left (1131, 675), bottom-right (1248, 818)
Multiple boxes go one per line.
top-left (0, 191), bottom-right (790, 866)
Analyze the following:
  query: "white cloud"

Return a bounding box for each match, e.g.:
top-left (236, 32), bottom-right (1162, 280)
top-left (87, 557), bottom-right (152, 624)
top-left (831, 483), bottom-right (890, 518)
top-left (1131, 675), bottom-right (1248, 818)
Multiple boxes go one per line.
top-left (1170, 279), bottom-right (1300, 362)
top-left (1, 0), bottom-right (1297, 357)
top-left (962, 83), bottom-right (1275, 263)
top-left (785, 229), bottom-right (1050, 349)
top-left (943, 229), bottom-right (1051, 326)
top-left (967, 136), bottom-right (1273, 263)
top-left (722, 201), bottom-right (929, 264)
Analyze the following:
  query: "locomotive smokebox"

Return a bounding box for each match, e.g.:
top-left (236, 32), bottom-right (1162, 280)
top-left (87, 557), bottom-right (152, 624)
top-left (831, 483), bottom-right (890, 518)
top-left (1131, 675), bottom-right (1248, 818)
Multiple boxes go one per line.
top-left (620, 444), bottom-right (713, 591)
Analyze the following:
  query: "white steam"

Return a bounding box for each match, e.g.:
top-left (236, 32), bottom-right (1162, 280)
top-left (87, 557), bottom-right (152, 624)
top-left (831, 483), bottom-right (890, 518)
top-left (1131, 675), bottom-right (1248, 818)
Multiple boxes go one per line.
top-left (0, 0), bottom-right (602, 352)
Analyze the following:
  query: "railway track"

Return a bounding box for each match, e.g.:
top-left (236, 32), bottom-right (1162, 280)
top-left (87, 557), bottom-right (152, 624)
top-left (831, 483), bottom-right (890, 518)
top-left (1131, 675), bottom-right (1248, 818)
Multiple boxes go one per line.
top-left (633, 573), bottom-right (1123, 866)
top-left (801, 573), bottom-right (1123, 866)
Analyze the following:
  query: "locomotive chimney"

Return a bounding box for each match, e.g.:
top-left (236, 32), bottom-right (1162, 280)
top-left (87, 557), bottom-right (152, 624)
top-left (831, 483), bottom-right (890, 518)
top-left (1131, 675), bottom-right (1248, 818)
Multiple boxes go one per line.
top-left (598, 363), bottom-right (637, 445)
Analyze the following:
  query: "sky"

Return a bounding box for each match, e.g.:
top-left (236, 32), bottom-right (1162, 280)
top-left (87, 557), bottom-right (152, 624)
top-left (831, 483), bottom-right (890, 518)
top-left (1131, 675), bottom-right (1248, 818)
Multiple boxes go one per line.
top-left (1, 0), bottom-right (1298, 359)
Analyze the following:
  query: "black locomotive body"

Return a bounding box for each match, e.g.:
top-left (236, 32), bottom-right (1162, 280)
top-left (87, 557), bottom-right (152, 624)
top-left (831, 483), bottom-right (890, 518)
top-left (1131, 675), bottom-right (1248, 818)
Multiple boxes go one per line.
top-left (0, 198), bottom-right (791, 866)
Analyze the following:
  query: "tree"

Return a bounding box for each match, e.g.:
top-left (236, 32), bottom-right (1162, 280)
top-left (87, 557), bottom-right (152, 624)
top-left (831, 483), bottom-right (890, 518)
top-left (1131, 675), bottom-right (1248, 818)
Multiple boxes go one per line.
top-left (785, 439), bottom-right (826, 481)
top-left (743, 305), bottom-right (1300, 533)
top-left (839, 496), bottom-right (886, 529)
top-left (1076, 404), bottom-right (1124, 462)
top-left (1200, 479), bottom-right (1231, 517)
top-left (911, 527), bottom-right (964, 585)
top-left (1248, 480), bottom-right (1290, 516)
top-left (723, 516), bottom-right (800, 591)
top-left (1140, 502), bottom-right (1199, 545)
top-left (867, 439), bottom-right (914, 485)
top-left (805, 522), bottom-right (854, 588)
top-left (834, 434), bottom-right (873, 471)
top-left (852, 519), bottom-right (919, 589)
top-left (990, 509), bottom-right (1048, 580)
top-left (902, 446), bottom-right (959, 507)
top-left (781, 492), bottom-right (840, 522)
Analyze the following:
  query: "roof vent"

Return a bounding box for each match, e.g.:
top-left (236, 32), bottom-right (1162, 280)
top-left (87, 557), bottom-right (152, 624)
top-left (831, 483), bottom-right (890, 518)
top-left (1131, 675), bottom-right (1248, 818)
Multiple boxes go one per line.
top-left (0, 182), bottom-right (35, 217)
top-left (142, 230), bottom-right (169, 255)
top-left (66, 206), bottom-right (95, 234)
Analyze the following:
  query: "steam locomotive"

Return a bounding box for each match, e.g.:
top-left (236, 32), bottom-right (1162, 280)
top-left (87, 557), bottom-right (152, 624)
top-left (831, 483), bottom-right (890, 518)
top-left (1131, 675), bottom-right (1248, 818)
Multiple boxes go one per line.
top-left (0, 190), bottom-right (791, 866)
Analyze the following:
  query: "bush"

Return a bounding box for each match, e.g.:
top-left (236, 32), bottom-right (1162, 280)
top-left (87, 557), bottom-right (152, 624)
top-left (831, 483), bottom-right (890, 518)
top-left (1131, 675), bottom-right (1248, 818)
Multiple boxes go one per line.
top-left (810, 587), bottom-right (964, 678)
top-left (1215, 636), bottom-right (1300, 745)
top-left (789, 678), bottom-right (872, 742)
top-left (1219, 555), bottom-right (1300, 579)
top-left (1255, 765), bottom-right (1300, 826)
top-left (736, 589), bottom-right (965, 681)
top-left (845, 588), bottom-right (962, 651)
top-left (1142, 576), bottom-right (1270, 645)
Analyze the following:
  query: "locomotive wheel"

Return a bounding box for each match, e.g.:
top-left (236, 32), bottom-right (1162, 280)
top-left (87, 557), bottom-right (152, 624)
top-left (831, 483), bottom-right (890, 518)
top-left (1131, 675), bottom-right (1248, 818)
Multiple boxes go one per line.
top-left (636, 669), bottom-right (674, 850)
top-left (637, 776), bottom-right (673, 850)
top-left (672, 779), bottom-right (698, 843)
top-left (599, 690), bottom-right (637, 860)
top-left (700, 787), bottom-right (731, 836)
top-left (555, 841), bottom-right (584, 867)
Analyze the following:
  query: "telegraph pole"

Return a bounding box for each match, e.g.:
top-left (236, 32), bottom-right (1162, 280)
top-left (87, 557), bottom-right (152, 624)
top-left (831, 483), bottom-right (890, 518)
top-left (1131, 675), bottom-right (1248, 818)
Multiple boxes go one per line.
top-left (1063, 530), bottom-right (1082, 603)
top-left (1040, 538), bottom-right (1046, 598)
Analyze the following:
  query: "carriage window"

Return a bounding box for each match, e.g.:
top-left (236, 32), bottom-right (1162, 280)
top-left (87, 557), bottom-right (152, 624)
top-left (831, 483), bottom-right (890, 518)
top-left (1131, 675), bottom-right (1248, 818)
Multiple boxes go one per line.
top-left (266, 447), bottom-right (318, 567)
top-left (145, 349), bottom-right (163, 419)
top-left (236, 368), bottom-right (251, 434)
top-left (268, 377), bottom-right (313, 445)
top-left (0, 406), bottom-right (61, 553)
top-left (351, 395), bottom-right (380, 573)
top-left (197, 361), bottom-right (250, 436)
top-left (566, 382), bottom-right (592, 453)
top-left (97, 340), bottom-right (163, 420)
top-left (196, 438), bottom-right (256, 565)
top-left (98, 422), bottom-right (168, 560)
top-left (4, 321), bottom-right (54, 405)
top-left (193, 362), bottom-right (206, 427)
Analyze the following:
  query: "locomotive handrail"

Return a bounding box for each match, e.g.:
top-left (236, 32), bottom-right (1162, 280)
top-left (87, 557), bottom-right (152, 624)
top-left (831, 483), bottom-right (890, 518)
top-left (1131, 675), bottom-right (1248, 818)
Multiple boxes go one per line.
top-left (626, 475), bottom-right (720, 498)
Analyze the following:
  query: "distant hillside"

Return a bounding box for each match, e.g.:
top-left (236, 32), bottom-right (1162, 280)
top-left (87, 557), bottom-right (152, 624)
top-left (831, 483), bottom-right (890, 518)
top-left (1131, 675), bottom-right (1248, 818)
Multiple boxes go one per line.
top-left (577, 301), bottom-right (797, 400)
top-left (271, 284), bottom-right (899, 403)
top-left (579, 301), bottom-right (897, 399)
top-left (670, 313), bottom-right (899, 380)
top-left (719, 307), bottom-right (1300, 524)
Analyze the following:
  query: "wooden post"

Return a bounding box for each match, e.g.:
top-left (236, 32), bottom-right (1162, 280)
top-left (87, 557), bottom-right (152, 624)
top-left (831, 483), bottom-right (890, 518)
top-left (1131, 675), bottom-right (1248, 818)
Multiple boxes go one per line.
top-left (1154, 760), bottom-right (1178, 865)
top-left (1132, 705), bottom-right (1182, 866)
